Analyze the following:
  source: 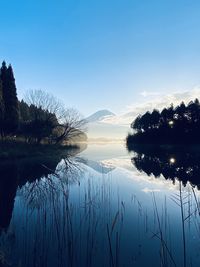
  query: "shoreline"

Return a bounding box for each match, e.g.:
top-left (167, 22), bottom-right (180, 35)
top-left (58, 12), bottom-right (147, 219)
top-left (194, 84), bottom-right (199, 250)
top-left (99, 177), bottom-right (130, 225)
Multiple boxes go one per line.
top-left (127, 142), bottom-right (200, 153)
top-left (0, 140), bottom-right (84, 160)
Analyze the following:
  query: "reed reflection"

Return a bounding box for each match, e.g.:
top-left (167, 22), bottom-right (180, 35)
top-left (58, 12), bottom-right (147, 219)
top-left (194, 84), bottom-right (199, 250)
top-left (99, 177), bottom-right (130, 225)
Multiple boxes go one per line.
top-left (0, 146), bottom-right (83, 233)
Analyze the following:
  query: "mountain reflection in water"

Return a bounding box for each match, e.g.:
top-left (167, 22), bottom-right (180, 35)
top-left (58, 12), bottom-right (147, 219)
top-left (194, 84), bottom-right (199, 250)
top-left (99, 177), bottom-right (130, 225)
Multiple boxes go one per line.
top-left (0, 144), bottom-right (200, 267)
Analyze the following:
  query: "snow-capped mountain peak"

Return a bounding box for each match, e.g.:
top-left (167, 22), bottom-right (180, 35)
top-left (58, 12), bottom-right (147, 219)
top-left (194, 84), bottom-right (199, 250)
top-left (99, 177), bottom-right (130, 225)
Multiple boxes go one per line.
top-left (86, 110), bottom-right (116, 123)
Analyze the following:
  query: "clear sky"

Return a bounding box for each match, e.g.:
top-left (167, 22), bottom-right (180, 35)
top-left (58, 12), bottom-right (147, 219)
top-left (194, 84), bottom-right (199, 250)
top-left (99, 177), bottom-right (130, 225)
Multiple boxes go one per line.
top-left (1, 0), bottom-right (200, 116)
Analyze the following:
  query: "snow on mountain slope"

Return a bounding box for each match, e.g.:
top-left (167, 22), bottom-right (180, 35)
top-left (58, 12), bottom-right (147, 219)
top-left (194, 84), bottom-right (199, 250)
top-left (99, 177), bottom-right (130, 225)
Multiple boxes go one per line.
top-left (86, 110), bottom-right (131, 141)
top-left (85, 88), bottom-right (200, 141)
top-left (86, 110), bottom-right (116, 123)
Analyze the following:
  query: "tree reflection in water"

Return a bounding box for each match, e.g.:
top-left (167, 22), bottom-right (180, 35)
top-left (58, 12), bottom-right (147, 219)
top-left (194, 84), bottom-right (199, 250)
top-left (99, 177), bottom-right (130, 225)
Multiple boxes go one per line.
top-left (129, 145), bottom-right (200, 189)
top-left (20, 156), bottom-right (83, 209)
top-left (0, 147), bottom-right (83, 232)
top-left (0, 148), bottom-right (89, 267)
top-left (1, 145), bottom-right (200, 267)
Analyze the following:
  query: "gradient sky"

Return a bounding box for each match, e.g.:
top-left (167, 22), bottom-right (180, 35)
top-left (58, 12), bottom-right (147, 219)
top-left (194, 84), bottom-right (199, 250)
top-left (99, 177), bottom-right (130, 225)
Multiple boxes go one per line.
top-left (1, 0), bottom-right (200, 116)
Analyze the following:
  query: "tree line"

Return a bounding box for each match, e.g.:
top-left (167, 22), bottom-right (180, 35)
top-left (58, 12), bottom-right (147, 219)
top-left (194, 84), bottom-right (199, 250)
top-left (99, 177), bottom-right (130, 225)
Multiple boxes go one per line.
top-left (127, 99), bottom-right (200, 145)
top-left (0, 61), bottom-right (86, 144)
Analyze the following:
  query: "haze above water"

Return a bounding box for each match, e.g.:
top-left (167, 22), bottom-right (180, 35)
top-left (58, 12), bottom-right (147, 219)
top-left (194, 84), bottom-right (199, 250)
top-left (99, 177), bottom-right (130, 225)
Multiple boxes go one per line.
top-left (0, 143), bottom-right (200, 267)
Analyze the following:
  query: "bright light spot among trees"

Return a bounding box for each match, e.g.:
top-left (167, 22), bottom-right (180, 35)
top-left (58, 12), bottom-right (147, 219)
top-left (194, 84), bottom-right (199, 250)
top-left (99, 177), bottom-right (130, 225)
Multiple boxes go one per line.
top-left (169, 157), bottom-right (176, 164)
top-left (168, 120), bottom-right (174, 126)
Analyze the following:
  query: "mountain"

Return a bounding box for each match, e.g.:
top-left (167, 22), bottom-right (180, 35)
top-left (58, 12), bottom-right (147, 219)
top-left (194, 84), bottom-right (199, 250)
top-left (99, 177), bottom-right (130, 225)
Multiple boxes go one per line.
top-left (86, 110), bottom-right (131, 141)
top-left (85, 90), bottom-right (200, 141)
top-left (86, 110), bottom-right (116, 123)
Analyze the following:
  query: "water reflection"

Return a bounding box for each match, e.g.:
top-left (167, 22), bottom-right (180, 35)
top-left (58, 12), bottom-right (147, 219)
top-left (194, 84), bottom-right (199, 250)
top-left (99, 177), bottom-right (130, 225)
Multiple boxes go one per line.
top-left (129, 145), bottom-right (200, 189)
top-left (0, 146), bottom-right (84, 234)
top-left (0, 163), bottom-right (18, 232)
top-left (0, 144), bottom-right (200, 267)
top-left (0, 148), bottom-right (122, 267)
top-left (77, 157), bottom-right (115, 174)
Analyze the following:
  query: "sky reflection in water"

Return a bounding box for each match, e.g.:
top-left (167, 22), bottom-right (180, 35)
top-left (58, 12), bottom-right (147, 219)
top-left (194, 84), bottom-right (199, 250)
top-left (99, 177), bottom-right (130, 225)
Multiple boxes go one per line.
top-left (0, 144), bottom-right (200, 267)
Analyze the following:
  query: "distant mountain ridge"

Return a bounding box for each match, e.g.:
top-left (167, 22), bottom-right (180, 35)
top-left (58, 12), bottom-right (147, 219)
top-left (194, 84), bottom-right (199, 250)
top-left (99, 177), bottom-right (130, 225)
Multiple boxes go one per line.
top-left (86, 110), bottom-right (116, 123)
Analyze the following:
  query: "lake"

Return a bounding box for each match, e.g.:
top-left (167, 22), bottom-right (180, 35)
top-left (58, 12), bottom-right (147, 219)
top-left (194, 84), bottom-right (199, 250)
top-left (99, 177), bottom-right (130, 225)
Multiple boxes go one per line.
top-left (0, 143), bottom-right (200, 267)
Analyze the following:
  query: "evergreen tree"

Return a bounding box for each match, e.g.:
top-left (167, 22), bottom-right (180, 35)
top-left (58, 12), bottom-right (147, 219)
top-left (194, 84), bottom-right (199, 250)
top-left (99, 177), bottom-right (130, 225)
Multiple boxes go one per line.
top-left (0, 61), bottom-right (7, 136)
top-left (151, 109), bottom-right (160, 128)
top-left (0, 78), bottom-right (4, 136)
top-left (0, 62), bottom-right (19, 134)
top-left (19, 100), bottom-right (30, 121)
top-left (127, 99), bottom-right (200, 145)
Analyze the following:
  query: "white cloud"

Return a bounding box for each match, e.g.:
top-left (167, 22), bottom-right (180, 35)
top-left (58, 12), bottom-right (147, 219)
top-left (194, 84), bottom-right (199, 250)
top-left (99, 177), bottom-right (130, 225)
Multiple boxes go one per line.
top-left (140, 91), bottom-right (162, 97)
top-left (107, 87), bottom-right (200, 125)
top-left (87, 87), bottom-right (200, 139)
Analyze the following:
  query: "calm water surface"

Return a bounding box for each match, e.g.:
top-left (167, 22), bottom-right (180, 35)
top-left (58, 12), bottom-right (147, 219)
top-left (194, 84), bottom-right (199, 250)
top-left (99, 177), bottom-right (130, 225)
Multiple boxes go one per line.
top-left (0, 143), bottom-right (200, 267)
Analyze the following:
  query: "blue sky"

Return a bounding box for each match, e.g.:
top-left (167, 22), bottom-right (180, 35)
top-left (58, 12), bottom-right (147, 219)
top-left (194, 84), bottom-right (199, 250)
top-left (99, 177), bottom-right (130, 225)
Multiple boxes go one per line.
top-left (1, 0), bottom-right (200, 116)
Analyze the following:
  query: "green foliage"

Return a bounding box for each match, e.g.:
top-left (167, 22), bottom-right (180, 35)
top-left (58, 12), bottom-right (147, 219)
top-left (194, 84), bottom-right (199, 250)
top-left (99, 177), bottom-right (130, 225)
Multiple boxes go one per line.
top-left (0, 61), bottom-right (86, 145)
top-left (128, 99), bottom-right (200, 145)
top-left (0, 61), bottom-right (58, 142)
top-left (0, 62), bottom-right (19, 135)
top-left (0, 79), bottom-right (4, 134)
top-left (18, 101), bottom-right (58, 143)
top-left (19, 100), bottom-right (30, 121)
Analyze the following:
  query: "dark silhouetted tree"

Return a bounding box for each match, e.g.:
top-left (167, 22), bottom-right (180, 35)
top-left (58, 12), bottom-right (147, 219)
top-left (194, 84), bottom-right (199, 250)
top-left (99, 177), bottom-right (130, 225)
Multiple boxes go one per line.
top-left (24, 90), bottom-right (86, 144)
top-left (127, 99), bottom-right (200, 145)
top-left (150, 109), bottom-right (160, 128)
top-left (0, 78), bottom-right (4, 136)
top-left (0, 62), bottom-right (19, 134)
top-left (0, 62), bottom-right (86, 144)
top-left (19, 100), bottom-right (30, 122)
top-left (131, 115), bottom-right (142, 132)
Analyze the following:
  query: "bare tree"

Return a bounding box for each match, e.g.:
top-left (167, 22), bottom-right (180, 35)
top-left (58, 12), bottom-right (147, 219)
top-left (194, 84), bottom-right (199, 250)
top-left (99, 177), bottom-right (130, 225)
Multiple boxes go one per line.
top-left (25, 89), bottom-right (63, 120)
top-left (54, 108), bottom-right (87, 144)
top-left (24, 89), bottom-right (87, 144)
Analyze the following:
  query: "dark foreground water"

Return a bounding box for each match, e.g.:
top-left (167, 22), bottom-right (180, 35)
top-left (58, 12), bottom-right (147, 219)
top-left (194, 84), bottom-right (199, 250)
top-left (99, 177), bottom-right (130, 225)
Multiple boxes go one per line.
top-left (0, 143), bottom-right (200, 267)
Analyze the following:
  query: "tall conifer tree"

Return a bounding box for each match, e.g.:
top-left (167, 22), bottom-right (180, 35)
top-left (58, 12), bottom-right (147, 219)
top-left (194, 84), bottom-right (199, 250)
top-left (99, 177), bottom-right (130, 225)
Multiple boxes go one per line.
top-left (0, 61), bottom-right (7, 135)
top-left (0, 62), bottom-right (19, 134)
top-left (0, 78), bottom-right (4, 136)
